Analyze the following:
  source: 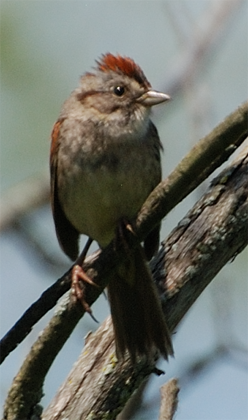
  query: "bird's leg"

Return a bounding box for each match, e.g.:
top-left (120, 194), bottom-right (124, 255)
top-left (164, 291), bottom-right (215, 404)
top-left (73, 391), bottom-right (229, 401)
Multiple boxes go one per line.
top-left (71, 237), bottom-right (99, 322)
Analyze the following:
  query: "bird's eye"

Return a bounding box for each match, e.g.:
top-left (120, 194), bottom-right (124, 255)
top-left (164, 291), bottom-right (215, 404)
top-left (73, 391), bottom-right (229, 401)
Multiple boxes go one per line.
top-left (113, 86), bottom-right (125, 96)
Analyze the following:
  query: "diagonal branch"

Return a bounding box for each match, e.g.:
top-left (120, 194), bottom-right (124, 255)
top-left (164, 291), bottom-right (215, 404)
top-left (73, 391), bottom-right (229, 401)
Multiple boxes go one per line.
top-left (136, 101), bottom-right (248, 239)
top-left (42, 144), bottom-right (248, 419)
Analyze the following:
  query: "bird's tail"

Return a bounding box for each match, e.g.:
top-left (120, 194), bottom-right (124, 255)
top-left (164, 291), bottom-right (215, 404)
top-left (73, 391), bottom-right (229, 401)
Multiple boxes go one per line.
top-left (108, 244), bottom-right (173, 363)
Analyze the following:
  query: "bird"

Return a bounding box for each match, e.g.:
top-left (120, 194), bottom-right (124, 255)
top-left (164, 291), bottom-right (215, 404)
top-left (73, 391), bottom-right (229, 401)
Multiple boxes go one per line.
top-left (50, 53), bottom-right (173, 362)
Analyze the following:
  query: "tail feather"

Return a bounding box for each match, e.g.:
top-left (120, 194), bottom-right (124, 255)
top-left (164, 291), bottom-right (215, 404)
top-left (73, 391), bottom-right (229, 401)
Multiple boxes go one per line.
top-left (108, 245), bottom-right (173, 362)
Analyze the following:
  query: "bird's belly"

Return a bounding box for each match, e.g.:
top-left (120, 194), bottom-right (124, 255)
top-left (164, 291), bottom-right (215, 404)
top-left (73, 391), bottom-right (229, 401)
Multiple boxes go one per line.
top-left (60, 163), bottom-right (153, 248)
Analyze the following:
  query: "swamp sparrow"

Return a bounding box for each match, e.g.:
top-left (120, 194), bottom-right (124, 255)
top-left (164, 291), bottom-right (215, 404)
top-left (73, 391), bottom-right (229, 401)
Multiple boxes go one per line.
top-left (50, 53), bottom-right (173, 361)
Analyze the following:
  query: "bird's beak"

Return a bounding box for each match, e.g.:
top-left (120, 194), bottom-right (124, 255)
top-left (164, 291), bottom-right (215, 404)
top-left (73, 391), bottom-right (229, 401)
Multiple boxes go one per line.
top-left (137, 90), bottom-right (170, 106)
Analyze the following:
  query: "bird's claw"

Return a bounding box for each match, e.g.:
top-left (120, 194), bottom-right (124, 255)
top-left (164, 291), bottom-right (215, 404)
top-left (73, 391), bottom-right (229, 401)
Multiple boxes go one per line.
top-left (71, 264), bottom-right (99, 322)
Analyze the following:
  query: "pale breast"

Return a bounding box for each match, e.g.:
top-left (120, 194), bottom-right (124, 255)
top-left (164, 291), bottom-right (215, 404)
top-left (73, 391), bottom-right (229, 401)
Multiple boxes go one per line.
top-left (57, 119), bottom-right (161, 248)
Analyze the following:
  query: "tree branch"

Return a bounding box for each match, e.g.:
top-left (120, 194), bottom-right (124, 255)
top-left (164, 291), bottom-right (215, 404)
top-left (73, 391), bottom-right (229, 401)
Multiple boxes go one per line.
top-left (3, 141), bottom-right (248, 419)
top-left (136, 101), bottom-right (248, 239)
top-left (42, 144), bottom-right (248, 419)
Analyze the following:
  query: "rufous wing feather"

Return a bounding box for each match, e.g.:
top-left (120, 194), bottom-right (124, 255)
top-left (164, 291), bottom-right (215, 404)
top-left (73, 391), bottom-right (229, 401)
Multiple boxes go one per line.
top-left (50, 120), bottom-right (80, 261)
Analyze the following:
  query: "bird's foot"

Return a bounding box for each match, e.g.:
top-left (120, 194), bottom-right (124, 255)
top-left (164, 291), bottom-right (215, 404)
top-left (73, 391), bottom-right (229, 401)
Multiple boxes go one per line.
top-left (71, 239), bottom-right (99, 322)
